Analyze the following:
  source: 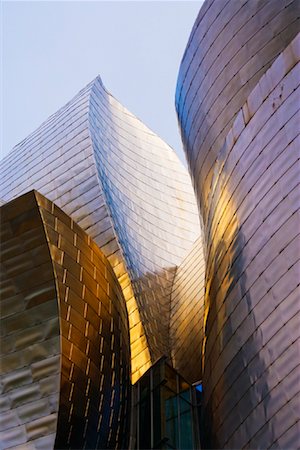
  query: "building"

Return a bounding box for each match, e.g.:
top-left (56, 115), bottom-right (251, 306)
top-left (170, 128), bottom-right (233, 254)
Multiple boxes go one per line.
top-left (0, 77), bottom-right (205, 448)
top-left (132, 356), bottom-right (202, 450)
top-left (0, 76), bottom-right (205, 386)
top-left (176, 0), bottom-right (300, 448)
top-left (0, 191), bottom-right (131, 449)
top-left (1, 0), bottom-right (299, 447)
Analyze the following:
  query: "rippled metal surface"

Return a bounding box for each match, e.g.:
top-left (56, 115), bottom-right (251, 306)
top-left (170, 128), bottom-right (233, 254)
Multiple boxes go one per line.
top-left (0, 78), bottom-right (201, 383)
top-left (176, 0), bottom-right (300, 446)
top-left (0, 191), bottom-right (131, 449)
top-left (0, 194), bottom-right (60, 450)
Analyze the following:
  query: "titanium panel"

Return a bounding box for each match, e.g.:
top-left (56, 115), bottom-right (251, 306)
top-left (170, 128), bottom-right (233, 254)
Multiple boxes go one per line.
top-left (89, 78), bottom-right (200, 371)
top-left (170, 237), bottom-right (205, 383)
top-left (0, 194), bottom-right (61, 449)
top-left (176, 0), bottom-right (299, 220)
top-left (0, 191), bottom-right (131, 449)
top-left (0, 77), bottom-right (201, 383)
top-left (177, 1), bottom-right (300, 444)
top-left (0, 80), bottom-right (150, 383)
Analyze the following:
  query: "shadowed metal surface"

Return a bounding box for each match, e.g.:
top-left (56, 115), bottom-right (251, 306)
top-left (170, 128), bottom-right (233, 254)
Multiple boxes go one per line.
top-left (0, 193), bottom-right (60, 450)
top-left (0, 191), bottom-right (131, 449)
top-left (176, 0), bottom-right (300, 446)
top-left (0, 78), bottom-right (201, 383)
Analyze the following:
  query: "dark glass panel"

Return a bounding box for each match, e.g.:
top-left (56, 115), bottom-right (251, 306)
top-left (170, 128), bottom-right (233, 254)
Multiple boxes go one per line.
top-left (153, 385), bottom-right (162, 447)
top-left (139, 397), bottom-right (151, 449)
top-left (179, 410), bottom-right (193, 449)
top-left (164, 364), bottom-right (177, 394)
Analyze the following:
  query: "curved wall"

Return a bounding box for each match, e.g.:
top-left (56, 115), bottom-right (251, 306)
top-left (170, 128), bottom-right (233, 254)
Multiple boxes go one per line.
top-left (0, 193), bottom-right (61, 449)
top-left (0, 191), bottom-right (131, 449)
top-left (177, 0), bottom-right (300, 447)
top-left (0, 77), bottom-right (200, 382)
top-left (0, 80), bottom-right (150, 383)
top-left (89, 78), bottom-right (200, 366)
top-left (202, 37), bottom-right (300, 449)
top-left (176, 0), bottom-right (299, 223)
top-left (170, 236), bottom-right (205, 383)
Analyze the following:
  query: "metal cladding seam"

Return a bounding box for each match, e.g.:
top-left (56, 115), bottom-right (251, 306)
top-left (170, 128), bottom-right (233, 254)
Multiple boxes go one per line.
top-left (88, 76), bottom-right (201, 372)
top-left (176, 0), bottom-right (299, 226)
top-left (0, 190), bottom-right (131, 449)
top-left (176, 0), bottom-right (300, 446)
top-left (0, 78), bottom-right (202, 383)
top-left (170, 236), bottom-right (205, 383)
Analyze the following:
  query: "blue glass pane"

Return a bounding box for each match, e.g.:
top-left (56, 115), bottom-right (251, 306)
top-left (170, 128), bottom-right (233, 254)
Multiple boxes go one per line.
top-left (196, 383), bottom-right (203, 393)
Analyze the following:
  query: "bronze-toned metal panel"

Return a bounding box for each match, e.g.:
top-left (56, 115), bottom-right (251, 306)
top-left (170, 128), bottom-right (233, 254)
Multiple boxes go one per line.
top-left (0, 71), bottom-right (202, 382)
top-left (170, 237), bottom-right (205, 383)
top-left (0, 193), bottom-right (61, 450)
top-left (1, 191), bottom-right (131, 449)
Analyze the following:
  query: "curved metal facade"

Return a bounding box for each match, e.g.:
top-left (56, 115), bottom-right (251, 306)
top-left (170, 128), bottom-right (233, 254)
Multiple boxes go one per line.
top-left (0, 191), bottom-right (131, 449)
top-left (0, 78), bottom-right (201, 383)
top-left (0, 193), bottom-right (61, 449)
top-left (177, 0), bottom-right (299, 212)
top-left (176, 0), bottom-right (300, 447)
top-left (170, 236), bottom-right (205, 383)
top-left (89, 78), bottom-right (200, 369)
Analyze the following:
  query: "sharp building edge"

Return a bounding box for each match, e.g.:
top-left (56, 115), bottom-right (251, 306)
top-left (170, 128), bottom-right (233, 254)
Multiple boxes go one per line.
top-left (1, 1), bottom-right (299, 446)
top-left (176, 0), bottom-right (300, 448)
top-left (88, 77), bottom-right (201, 375)
top-left (0, 77), bottom-right (204, 386)
top-left (0, 191), bottom-right (131, 449)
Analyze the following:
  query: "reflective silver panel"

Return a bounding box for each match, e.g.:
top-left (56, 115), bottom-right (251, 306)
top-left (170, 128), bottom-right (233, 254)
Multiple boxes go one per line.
top-left (0, 77), bottom-right (203, 383)
top-left (176, 0), bottom-right (300, 446)
top-left (89, 78), bottom-right (201, 375)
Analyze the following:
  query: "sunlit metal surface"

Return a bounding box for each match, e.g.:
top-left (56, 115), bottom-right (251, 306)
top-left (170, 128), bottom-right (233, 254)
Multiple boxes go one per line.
top-left (176, 0), bottom-right (300, 446)
top-left (0, 191), bottom-right (131, 449)
top-left (170, 236), bottom-right (205, 383)
top-left (0, 78), bottom-right (201, 383)
top-left (89, 78), bottom-right (201, 376)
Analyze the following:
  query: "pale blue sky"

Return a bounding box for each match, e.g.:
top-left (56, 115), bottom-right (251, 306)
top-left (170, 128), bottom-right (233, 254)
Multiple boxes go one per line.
top-left (2, 1), bottom-right (203, 163)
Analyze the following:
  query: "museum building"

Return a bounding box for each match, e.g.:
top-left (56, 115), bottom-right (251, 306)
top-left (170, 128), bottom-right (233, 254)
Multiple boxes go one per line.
top-left (1, 0), bottom-right (299, 448)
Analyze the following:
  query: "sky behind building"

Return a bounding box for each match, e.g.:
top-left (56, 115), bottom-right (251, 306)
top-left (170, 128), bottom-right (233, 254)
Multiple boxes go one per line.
top-left (2, 1), bottom-right (202, 163)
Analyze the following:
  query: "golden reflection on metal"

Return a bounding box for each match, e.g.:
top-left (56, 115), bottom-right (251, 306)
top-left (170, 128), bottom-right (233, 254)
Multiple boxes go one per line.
top-left (177, 1), bottom-right (300, 445)
top-left (0, 191), bottom-right (131, 449)
top-left (202, 179), bottom-right (237, 372)
top-left (170, 236), bottom-right (205, 383)
top-left (120, 280), bottom-right (151, 385)
top-left (0, 75), bottom-right (201, 384)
